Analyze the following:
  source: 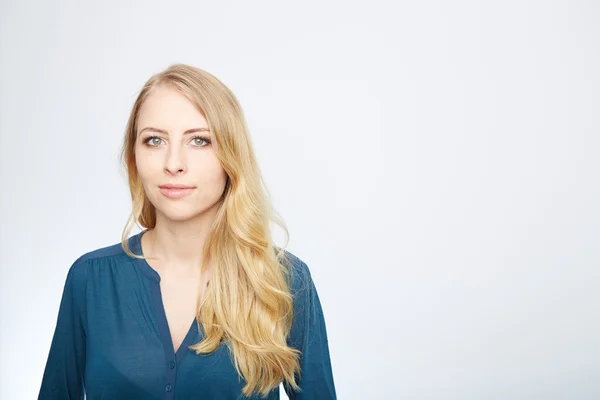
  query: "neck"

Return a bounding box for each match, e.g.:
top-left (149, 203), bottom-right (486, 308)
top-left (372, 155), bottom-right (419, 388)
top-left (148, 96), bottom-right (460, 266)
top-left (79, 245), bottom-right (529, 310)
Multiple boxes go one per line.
top-left (143, 208), bottom-right (218, 276)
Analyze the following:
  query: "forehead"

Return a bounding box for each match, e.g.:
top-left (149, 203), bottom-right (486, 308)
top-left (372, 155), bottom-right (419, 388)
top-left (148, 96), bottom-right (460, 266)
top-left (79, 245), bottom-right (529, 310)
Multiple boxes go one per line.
top-left (137, 84), bottom-right (208, 129)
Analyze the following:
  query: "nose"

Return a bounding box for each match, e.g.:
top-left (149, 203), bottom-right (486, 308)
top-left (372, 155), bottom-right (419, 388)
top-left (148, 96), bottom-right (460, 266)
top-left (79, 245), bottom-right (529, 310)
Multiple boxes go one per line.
top-left (164, 146), bottom-right (187, 175)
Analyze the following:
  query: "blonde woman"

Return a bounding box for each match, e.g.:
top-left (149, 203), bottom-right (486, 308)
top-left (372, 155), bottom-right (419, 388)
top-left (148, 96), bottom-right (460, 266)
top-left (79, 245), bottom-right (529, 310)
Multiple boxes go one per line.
top-left (38, 64), bottom-right (336, 399)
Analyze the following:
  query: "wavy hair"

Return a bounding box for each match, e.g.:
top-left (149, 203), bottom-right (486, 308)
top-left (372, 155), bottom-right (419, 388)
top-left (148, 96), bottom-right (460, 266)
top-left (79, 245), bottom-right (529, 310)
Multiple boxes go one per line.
top-left (118, 64), bottom-right (301, 397)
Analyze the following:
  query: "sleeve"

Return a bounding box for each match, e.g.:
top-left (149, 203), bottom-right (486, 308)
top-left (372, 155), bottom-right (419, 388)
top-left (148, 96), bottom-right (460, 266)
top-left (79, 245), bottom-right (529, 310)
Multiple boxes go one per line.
top-left (283, 259), bottom-right (337, 400)
top-left (38, 260), bottom-right (88, 400)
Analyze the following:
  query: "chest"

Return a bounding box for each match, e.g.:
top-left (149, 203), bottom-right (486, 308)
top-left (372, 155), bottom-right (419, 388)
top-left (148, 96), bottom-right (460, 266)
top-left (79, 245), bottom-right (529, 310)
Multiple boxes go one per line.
top-left (83, 264), bottom-right (276, 400)
top-left (159, 274), bottom-right (209, 354)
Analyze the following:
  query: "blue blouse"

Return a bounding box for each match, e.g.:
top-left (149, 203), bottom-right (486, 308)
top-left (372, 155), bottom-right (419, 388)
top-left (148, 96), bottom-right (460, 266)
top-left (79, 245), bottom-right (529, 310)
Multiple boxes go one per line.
top-left (38, 230), bottom-right (336, 399)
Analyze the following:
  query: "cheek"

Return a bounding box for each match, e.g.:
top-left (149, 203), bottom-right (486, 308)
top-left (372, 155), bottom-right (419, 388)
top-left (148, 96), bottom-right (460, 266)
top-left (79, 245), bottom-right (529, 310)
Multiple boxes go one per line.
top-left (135, 150), bottom-right (160, 180)
top-left (194, 154), bottom-right (227, 187)
top-left (202, 165), bottom-right (228, 189)
top-left (135, 165), bottom-right (160, 199)
top-left (134, 148), bottom-right (147, 174)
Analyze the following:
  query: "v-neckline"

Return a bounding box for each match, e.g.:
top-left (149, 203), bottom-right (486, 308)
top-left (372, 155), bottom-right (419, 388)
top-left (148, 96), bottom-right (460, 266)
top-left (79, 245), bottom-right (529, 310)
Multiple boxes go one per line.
top-left (131, 229), bottom-right (200, 363)
top-left (153, 285), bottom-right (198, 361)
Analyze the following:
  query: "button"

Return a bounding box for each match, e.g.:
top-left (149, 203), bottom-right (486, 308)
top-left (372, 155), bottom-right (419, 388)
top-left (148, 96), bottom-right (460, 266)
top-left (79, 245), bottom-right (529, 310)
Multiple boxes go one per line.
top-left (169, 361), bottom-right (176, 369)
top-left (165, 384), bottom-right (172, 392)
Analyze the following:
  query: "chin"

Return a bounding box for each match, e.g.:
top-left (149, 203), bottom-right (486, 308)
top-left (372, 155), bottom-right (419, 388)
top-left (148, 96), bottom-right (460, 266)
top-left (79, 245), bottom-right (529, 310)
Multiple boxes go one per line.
top-left (152, 193), bottom-right (223, 221)
top-left (156, 202), bottom-right (221, 223)
top-left (156, 207), bottom-right (200, 222)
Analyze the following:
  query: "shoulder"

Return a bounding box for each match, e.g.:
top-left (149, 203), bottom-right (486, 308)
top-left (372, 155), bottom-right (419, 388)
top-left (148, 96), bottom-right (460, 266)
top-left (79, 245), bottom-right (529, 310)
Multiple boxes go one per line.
top-left (65, 235), bottom-right (138, 280)
top-left (73, 236), bottom-right (135, 265)
top-left (275, 247), bottom-right (315, 298)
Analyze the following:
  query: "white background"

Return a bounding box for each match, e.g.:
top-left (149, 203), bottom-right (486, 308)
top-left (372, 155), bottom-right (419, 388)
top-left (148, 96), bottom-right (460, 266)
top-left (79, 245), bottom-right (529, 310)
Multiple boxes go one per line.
top-left (1, 1), bottom-right (599, 399)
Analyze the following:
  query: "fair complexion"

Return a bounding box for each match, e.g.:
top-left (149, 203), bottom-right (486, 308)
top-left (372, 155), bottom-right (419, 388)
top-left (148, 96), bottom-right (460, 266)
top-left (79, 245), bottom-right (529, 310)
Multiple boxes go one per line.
top-left (135, 83), bottom-right (227, 352)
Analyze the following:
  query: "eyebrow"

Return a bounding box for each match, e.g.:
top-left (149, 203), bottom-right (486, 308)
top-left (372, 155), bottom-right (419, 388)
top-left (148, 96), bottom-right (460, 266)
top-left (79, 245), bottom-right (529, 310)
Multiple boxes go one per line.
top-left (138, 127), bottom-right (210, 135)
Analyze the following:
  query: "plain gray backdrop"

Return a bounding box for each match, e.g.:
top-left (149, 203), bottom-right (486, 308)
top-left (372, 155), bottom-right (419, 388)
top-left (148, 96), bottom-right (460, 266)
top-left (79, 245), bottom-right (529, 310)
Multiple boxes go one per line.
top-left (1, 0), bottom-right (599, 399)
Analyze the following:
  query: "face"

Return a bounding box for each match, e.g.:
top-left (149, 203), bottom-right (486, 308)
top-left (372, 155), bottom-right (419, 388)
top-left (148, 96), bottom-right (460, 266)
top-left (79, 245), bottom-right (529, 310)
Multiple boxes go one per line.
top-left (135, 84), bottom-right (228, 223)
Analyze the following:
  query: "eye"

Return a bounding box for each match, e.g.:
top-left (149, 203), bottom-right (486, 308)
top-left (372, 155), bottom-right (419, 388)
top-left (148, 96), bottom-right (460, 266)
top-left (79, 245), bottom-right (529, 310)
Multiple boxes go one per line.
top-left (191, 135), bottom-right (211, 147)
top-left (142, 135), bottom-right (212, 148)
top-left (143, 136), bottom-right (163, 147)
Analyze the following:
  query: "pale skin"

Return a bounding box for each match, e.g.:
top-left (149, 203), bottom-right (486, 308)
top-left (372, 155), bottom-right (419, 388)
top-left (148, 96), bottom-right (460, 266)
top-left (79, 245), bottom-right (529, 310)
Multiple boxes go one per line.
top-left (135, 83), bottom-right (228, 353)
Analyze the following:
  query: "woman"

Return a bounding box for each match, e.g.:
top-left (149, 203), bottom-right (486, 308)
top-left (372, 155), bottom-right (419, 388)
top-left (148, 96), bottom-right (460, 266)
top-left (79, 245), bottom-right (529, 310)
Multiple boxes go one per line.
top-left (38, 64), bottom-right (336, 399)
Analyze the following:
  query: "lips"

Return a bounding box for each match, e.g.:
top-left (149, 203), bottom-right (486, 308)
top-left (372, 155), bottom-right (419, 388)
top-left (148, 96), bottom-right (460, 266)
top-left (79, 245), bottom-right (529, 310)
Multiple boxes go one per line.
top-left (159, 185), bottom-right (195, 199)
top-left (159, 184), bottom-right (195, 189)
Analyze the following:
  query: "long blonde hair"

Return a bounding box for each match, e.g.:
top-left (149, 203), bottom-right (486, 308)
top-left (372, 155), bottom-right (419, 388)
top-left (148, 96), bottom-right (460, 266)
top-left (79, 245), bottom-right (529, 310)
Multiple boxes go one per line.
top-left (118, 64), bottom-right (301, 397)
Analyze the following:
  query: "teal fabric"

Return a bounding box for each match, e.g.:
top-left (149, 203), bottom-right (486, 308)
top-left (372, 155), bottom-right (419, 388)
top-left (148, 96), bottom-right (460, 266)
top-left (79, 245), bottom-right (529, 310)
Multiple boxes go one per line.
top-left (38, 230), bottom-right (336, 399)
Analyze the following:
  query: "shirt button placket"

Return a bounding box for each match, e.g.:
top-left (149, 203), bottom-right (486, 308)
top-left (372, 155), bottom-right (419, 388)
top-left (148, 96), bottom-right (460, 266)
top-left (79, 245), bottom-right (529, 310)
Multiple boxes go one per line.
top-left (164, 359), bottom-right (176, 398)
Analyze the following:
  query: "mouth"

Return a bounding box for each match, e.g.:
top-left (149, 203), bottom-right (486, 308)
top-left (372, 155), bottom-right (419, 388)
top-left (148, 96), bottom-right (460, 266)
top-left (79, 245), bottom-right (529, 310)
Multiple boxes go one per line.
top-left (159, 184), bottom-right (195, 189)
top-left (159, 186), bottom-right (195, 199)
